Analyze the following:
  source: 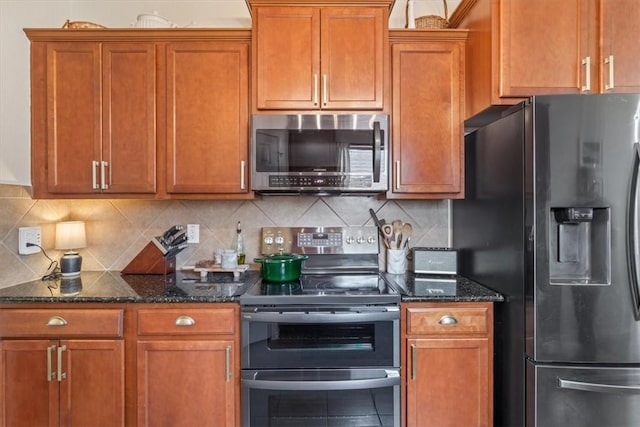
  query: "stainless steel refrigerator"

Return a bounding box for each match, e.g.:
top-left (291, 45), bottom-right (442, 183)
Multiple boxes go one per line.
top-left (453, 94), bottom-right (640, 427)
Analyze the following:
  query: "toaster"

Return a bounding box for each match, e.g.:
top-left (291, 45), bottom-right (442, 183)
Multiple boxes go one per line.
top-left (411, 247), bottom-right (457, 275)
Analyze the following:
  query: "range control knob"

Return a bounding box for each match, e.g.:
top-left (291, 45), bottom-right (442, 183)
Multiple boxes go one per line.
top-left (356, 236), bottom-right (366, 244)
top-left (367, 236), bottom-right (376, 244)
top-left (346, 236), bottom-right (355, 244)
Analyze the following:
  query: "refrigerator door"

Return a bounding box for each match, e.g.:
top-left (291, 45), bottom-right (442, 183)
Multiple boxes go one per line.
top-left (531, 94), bottom-right (640, 363)
top-left (528, 362), bottom-right (640, 427)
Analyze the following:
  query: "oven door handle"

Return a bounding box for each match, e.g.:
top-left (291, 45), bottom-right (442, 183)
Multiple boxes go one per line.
top-left (242, 369), bottom-right (400, 391)
top-left (242, 310), bottom-right (399, 323)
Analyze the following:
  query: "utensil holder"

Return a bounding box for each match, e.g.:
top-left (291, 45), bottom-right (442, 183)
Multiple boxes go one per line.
top-left (387, 248), bottom-right (408, 274)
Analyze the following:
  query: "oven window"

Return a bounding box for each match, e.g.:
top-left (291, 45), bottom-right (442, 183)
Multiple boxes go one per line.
top-left (268, 323), bottom-right (374, 350)
top-left (246, 387), bottom-right (396, 427)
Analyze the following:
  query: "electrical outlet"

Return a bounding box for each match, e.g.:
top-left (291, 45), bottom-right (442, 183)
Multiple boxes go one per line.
top-left (186, 224), bottom-right (199, 244)
top-left (18, 226), bottom-right (42, 255)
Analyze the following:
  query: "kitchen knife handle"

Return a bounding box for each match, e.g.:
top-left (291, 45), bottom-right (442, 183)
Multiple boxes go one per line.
top-left (174, 316), bottom-right (195, 326)
top-left (92, 161), bottom-right (99, 190)
top-left (240, 160), bottom-right (246, 190)
top-left (605, 55), bottom-right (615, 90)
top-left (47, 345), bottom-right (56, 381)
top-left (57, 345), bottom-right (67, 381)
top-left (100, 161), bottom-right (109, 190)
top-left (581, 56), bottom-right (591, 92)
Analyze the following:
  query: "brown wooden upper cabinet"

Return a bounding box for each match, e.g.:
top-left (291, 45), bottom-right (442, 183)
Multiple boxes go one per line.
top-left (249, 0), bottom-right (393, 111)
top-left (30, 40), bottom-right (156, 197)
top-left (452, 0), bottom-right (640, 119)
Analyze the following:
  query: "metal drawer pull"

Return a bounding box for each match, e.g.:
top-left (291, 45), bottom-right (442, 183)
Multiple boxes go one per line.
top-left (438, 315), bottom-right (458, 325)
top-left (605, 55), bottom-right (615, 90)
top-left (581, 56), bottom-right (591, 92)
top-left (225, 346), bottom-right (232, 382)
top-left (175, 316), bottom-right (195, 326)
top-left (411, 344), bottom-right (417, 380)
top-left (57, 345), bottom-right (67, 381)
top-left (47, 316), bottom-right (68, 326)
top-left (47, 345), bottom-right (56, 381)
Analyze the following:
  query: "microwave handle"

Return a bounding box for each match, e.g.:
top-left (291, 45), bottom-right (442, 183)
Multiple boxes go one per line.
top-left (373, 121), bottom-right (382, 183)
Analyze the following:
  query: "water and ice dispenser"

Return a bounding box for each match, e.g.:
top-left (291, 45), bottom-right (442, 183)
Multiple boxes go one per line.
top-left (549, 207), bottom-right (611, 285)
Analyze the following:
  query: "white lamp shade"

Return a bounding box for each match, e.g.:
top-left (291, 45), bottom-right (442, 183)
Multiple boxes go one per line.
top-left (55, 221), bottom-right (87, 251)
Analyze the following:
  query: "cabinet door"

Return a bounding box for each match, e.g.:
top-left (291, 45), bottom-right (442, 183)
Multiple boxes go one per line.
top-left (406, 338), bottom-right (490, 427)
top-left (137, 340), bottom-right (235, 427)
top-left (102, 43), bottom-right (156, 193)
top-left (166, 42), bottom-right (249, 194)
top-left (59, 340), bottom-right (124, 427)
top-left (1, 340), bottom-right (59, 427)
top-left (601, 0), bottom-right (640, 93)
top-left (46, 42), bottom-right (101, 193)
top-left (321, 7), bottom-right (385, 109)
top-left (254, 7), bottom-right (320, 110)
top-left (391, 41), bottom-right (464, 197)
top-left (500, 0), bottom-right (592, 96)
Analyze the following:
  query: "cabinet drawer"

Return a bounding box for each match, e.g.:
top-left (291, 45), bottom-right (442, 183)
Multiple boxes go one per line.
top-left (407, 306), bottom-right (489, 335)
top-left (137, 307), bottom-right (236, 336)
top-left (0, 308), bottom-right (123, 338)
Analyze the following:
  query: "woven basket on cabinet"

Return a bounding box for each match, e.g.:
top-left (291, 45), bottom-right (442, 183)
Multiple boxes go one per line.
top-left (415, 0), bottom-right (449, 29)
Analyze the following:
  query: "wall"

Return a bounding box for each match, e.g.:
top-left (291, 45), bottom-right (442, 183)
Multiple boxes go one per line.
top-left (0, 184), bottom-right (450, 288)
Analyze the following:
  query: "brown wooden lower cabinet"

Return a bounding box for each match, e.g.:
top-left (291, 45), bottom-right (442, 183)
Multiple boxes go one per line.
top-left (0, 308), bottom-right (125, 426)
top-left (402, 302), bottom-right (494, 427)
top-left (134, 305), bottom-right (240, 427)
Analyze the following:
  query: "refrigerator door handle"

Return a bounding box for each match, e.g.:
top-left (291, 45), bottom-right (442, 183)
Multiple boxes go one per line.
top-left (558, 377), bottom-right (640, 395)
top-left (627, 142), bottom-right (640, 318)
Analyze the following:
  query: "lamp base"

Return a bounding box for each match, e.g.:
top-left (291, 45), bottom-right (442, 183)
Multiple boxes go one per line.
top-left (60, 251), bottom-right (82, 277)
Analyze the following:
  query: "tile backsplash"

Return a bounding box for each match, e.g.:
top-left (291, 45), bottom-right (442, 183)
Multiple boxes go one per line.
top-left (0, 184), bottom-right (450, 288)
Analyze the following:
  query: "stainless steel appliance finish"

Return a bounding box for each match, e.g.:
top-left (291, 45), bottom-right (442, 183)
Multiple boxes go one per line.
top-left (453, 94), bottom-right (640, 427)
top-left (250, 114), bottom-right (389, 195)
top-left (240, 226), bottom-right (400, 427)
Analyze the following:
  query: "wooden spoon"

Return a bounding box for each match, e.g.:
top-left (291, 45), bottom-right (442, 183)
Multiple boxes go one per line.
top-left (399, 223), bottom-right (413, 249)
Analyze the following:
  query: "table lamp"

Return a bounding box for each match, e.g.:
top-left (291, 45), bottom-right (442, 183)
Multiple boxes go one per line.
top-left (55, 221), bottom-right (86, 277)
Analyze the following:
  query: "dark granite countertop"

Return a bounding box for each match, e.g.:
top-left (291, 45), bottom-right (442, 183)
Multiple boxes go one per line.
top-left (0, 270), bottom-right (262, 304)
top-left (384, 273), bottom-right (504, 302)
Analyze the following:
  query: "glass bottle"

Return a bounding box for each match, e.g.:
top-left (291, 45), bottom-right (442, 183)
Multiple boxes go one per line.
top-left (235, 221), bottom-right (246, 264)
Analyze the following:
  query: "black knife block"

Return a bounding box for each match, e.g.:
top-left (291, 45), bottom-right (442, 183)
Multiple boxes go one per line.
top-left (122, 240), bottom-right (176, 275)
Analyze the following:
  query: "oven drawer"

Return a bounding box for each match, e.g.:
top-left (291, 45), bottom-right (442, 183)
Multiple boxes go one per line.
top-left (137, 307), bottom-right (236, 336)
top-left (406, 304), bottom-right (490, 336)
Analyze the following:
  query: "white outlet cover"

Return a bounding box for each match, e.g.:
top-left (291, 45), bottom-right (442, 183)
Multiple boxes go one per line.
top-left (18, 226), bottom-right (42, 255)
top-left (187, 224), bottom-right (199, 244)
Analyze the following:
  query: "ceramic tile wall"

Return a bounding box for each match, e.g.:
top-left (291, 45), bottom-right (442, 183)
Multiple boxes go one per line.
top-left (0, 184), bottom-right (450, 288)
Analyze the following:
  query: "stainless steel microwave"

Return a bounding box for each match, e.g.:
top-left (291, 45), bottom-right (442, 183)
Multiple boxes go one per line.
top-left (251, 114), bottom-right (389, 195)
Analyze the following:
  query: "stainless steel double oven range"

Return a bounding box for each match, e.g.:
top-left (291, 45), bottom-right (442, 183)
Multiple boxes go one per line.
top-left (240, 226), bottom-right (401, 427)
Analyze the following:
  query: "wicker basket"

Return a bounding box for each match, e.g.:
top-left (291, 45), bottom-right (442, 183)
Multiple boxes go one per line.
top-left (415, 0), bottom-right (449, 29)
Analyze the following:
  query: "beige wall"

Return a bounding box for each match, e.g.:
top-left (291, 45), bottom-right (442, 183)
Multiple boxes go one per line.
top-left (0, 184), bottom-right (450, 288)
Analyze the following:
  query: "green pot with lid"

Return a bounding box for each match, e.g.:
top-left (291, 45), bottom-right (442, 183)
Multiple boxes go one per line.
top-left (253, 253), bottom-right (309, 282)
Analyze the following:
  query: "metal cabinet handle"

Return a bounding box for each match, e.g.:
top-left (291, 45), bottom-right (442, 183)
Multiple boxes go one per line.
top-left (92, 161), bottom-right (99, 190)
top-left (240, 160), bottom-right (246, 190)
top-left (225, 346), bottom-right (232, 382)
top-left (47, 316), bottom-right (68, 326)
top-left (313, 74), bottom-right (319, 106)
top-left (395, 160), bottom-right (401, 190)
top-left (47, 345), bottom-right (56, 381)
top-left (411, 344), bottom-right (417, 380)
top-left (175, 315), bottom-right (195, 326)
top-left (57, 345), bottom-right (67, 381)
top-left (581, 56), bottom-right (591, 92)
top-left (438, 315), bottom-right (458, 325)
top-left (322, 74), bottom-right (328, 106)
top-left (100, 161), bottom-right (109, 190)
top-left (605, 55), bottom-right (615, 90)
